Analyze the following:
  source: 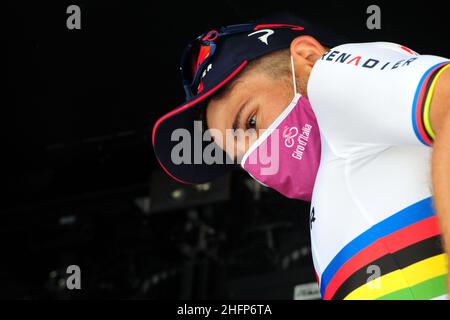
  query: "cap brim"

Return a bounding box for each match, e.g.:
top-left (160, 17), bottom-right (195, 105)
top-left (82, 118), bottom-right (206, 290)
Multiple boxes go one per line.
top-left (152, 60), bottom-right (248, 184)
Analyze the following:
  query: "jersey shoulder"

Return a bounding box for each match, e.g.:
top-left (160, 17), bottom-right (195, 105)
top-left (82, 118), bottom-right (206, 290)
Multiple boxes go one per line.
top-left (308, 42), bottom-right (450, 156)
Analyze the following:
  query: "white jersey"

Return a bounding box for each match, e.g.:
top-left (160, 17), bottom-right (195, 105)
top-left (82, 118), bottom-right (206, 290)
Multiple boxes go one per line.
top-left (307, 42), bottom-right (450, 300)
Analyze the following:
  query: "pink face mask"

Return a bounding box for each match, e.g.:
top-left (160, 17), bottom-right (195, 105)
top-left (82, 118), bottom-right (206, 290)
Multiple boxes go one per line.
top-left (240, 57), bottom-right (321, 201)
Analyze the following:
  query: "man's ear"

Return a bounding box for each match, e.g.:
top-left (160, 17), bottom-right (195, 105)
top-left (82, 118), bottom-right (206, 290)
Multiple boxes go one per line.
top-left (290, 35), bottom-right (327, 70)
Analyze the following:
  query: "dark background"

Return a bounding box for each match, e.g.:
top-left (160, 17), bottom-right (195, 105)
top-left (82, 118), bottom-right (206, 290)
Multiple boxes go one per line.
top-left (5, 0), bottom-right (449, 299)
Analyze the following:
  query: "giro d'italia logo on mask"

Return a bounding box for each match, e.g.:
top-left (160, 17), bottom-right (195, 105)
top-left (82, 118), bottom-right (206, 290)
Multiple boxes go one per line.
top-left (283, 126), bottom-right (298, 148)
top-left (282, 124), bottom-right (313, 160)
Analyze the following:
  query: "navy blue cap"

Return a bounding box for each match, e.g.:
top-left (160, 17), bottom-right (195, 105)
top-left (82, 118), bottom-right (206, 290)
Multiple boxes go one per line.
top-left (152, 14), bottom-right (345, 184)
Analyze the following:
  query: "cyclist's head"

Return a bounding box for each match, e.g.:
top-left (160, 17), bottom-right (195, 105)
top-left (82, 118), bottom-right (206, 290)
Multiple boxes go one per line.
top-left (205, 35), bottom-right (327, 158)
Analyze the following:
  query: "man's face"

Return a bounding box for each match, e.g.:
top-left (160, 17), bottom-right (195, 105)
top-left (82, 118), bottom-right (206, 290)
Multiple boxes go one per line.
top-left (206, 71), bottom-right (293, 160)
top-left (205, 35), bottom-right (326, 161)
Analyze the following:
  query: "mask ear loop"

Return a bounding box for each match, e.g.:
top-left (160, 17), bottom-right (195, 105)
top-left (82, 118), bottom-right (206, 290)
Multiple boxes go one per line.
top-left (290, 55), bottom-right (298, 96)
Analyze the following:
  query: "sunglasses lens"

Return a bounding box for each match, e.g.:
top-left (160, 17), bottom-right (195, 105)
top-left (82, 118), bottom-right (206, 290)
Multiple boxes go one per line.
top-left (182, 41), bottom-right (212, 96)
top-left (193, 45), bottom-right (211, 77)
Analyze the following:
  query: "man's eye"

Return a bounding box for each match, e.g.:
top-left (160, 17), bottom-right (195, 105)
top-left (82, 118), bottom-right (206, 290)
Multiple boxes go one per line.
top-left (246, 115), bottom-right (257, 130)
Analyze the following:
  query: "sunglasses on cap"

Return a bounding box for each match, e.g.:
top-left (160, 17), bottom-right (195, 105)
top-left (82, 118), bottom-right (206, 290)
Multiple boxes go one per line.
top-left (180, 23), bottom-right (304, 100)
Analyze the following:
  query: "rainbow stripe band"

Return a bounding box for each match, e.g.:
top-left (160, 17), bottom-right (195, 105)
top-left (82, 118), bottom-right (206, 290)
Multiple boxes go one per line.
top-left (319, 197), bottom-right (448, 300)
top-left (331, 234), bottom-right (444, 299)
top-left (377, 274), bottom-right (447, 300)
top-left (323, 216), bottom-right (441, 299)
top-left (412, 62), bottom-right (450, 146)
top-left (344, 254), bottom-right (447, 300)
top-left (423, 64), bottom-right (450, 140)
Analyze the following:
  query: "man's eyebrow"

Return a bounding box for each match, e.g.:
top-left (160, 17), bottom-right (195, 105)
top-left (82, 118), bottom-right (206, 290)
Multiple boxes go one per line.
top-left (232, 100), bottom-right (249, 132)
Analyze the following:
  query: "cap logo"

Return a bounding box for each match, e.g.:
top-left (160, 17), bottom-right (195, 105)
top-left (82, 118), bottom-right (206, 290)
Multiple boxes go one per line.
top-left (201, 63), bottom-right (213, 79)
top-left (248, 29), bottom-right (274, 45)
